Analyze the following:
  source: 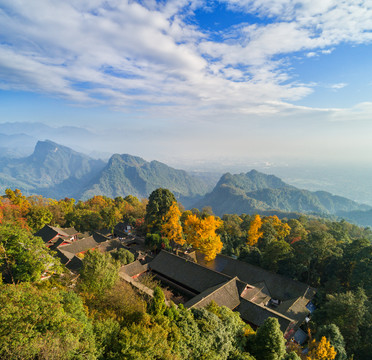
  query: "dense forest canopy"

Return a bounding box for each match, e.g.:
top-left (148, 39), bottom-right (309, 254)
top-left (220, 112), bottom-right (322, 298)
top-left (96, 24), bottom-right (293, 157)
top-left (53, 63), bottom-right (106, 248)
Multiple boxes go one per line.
top-left (1, 188), bottom-right (371, 359)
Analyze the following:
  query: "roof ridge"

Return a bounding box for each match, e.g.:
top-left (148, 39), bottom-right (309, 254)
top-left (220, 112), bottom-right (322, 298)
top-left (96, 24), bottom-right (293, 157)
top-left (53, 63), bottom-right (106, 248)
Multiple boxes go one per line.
top-left (241, 298), bottom-right (295, 322)
top-left (188, 277), bottom-right (239, 307)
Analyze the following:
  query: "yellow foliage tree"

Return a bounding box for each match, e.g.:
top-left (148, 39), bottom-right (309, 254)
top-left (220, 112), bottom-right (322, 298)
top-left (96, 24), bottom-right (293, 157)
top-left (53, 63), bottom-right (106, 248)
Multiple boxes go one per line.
top-left (161, 202), bottom-right (185, 246)
top-left (85, 195), bottom-right (110, 212)
top-left (183, 213), bottom-right (202, 248)
top-left (307, 336), bottom-right (337, 360)
top-left (263, 215), bottom-right (291, 240)
top-left (184, 214), bottom-right (223, 261)
top-left (247, 215), bottom-right (263, 246)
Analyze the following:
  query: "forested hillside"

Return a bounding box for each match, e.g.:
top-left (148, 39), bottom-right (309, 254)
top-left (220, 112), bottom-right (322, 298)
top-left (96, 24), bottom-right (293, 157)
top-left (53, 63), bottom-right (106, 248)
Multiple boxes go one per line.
top-left (1, 187), bottom-right (371, 359)
top-left (80, 153), bottom-right (210, 207)
top-left (196, 170), bottom-right (371, 219)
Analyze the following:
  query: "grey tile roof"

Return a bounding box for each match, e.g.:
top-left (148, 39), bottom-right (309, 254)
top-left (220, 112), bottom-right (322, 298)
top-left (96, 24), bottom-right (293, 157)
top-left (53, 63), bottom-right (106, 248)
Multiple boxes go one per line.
top-left (278, 295), bottom-right (312, 326)
top-left (241, 281), bottom-right (271, 305)
top-left (97, 239), bottom-right (124, 252)
top-left (58, 236), bottom-right (98, 255)
top-left (35, 225), bottom-right (77, 243)
top-left (238, 298), bottom-right (294, 333)
top-left (92, 231), bottom-right (111, 243)
top-left (53, 249), bottom-right (82, 272)
top-left (57, 248), bottom-right (75, 261)
top-left (120, 261), bottom-right (149, 277)
top-left (35, 225), bottom-right (62, 243)
top-left (197, 253), bottom-right (316, 301)
top-left (54, 248), bottom-right (72, 265)
top-left (149, 250), bottom-right (232, 293)
top-left (184, 277), bottom-right (240, 310)
top-left (60, 227), bottom-right (78, 236)
top-left (65, 256), bottom-right (83, 272)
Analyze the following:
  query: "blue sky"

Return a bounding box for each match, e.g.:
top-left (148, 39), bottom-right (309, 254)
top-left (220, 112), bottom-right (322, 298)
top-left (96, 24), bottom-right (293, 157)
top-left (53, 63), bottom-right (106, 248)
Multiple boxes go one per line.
top-left (1, 0), bottom-right (372, 167)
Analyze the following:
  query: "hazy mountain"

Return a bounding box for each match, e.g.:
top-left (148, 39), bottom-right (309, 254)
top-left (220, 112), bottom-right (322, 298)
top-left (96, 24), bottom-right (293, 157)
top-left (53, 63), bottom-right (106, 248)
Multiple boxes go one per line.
top-left (0, 140), bottom-right (106, 197)
top-left (80, 153), bottom-right (211, 205)
top-left (0, 122), bottom-right (102, 157)
top-left (1, 140), bottom-right (370, 225)
top-left (195, 170), bottom-right (371, 217)
top-left (337, 209), bottom-right (372, 228)
top-left (0, 141), bottom-right (211, 203)
top-left (0, 122), bottom-right (94, 139)
top-left (0, 133), bottom-right (37, 158)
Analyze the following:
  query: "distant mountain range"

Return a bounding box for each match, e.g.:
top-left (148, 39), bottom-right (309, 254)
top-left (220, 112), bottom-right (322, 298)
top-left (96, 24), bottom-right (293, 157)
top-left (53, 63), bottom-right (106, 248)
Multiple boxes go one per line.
top-left (79, 153), bottom-right (210, 206)
top-left (195, 170), bottom-right (371, 218)
top-left (0, 140), bottom-right (210, 207)
top-left (0, 122), bottom-right (103, 158)
top-left (0, 139), bottom-right (371, 226)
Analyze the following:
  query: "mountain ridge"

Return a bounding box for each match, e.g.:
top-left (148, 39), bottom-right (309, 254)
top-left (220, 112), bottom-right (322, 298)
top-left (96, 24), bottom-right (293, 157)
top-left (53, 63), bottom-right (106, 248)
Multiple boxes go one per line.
top-left (0, 140), bottom-right (371, 226)
top-left (195, 170), bottom-right (371, 217)
top-left (80, 153), bottom-right (210, 206)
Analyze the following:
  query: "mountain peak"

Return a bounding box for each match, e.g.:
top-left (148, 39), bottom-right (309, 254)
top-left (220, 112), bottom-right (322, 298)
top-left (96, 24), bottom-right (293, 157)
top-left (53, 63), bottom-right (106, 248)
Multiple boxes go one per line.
top-left (32, 140), bottom-right (62, 160)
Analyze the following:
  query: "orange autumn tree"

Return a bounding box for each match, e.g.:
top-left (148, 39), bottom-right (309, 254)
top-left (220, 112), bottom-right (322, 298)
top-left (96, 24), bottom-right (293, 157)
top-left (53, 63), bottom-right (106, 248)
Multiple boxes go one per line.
top-left (184, 214), bottom-right (223, 261)
top-left (5, 189), bottom-right (30, 217)
top-left (0, 198), bottom-right (28, 228)
top-left (161, 202), bottom-right (185, 246)
top-left (306, 336), bottom-right (337, 360)
top-left (84, 195), bottom-right (111, 212)
top-left (247, 214), bottom-right (263, 246)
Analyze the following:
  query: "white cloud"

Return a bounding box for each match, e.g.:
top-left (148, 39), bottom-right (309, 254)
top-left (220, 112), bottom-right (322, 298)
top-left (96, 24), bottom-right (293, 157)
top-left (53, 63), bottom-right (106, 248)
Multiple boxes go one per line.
top-left (330, 83), bottom-right (347, 90)
top-left (0, 0), bottom-right (372, 119)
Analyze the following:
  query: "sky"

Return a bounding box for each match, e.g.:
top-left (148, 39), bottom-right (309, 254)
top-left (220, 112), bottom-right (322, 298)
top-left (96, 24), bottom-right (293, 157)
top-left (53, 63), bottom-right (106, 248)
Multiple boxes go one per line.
top-left (1, 0), bottom-right (372, 168)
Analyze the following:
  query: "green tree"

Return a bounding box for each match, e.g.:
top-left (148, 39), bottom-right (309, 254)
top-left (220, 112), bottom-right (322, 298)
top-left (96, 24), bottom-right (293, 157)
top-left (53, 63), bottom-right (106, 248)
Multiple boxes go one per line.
top-left (292, 230), bottom-right (342, 285)
top-left (1, 223), bottom-right (62, 283)
top-left (26, 205), bottom-right (53, 232)
top-left (100, 206), bottom-right (122, 234)
top-left (222, 214), bottom-right (244, 238)
top-left (145, 233), bottom-right (170, 251)
top-left (313, 288), bottom-right (367, 354)
top-left (286, 219), bottom-right (308, 243)
top-left (284, 352), bottom-right (301, 360)
top-left (111, 248), bottom-right (135, 265)
top-left (118, 320), bottom-right (174, 360)
top-left (148, 286), bottom-right (167, 316)
top-left (65, 209), bottom-right (103, 232)
top-left (251, 317), bottom-right (286, 360)
top-left (145, 188), bottom-right (176, 233)
top-left (260, 240), bottom-right (293, 272)
top-left (79, 250), bottom-right (120, 295)
top-left (0, 283), bottom-right (96, 359)
top-left (93, 317), bottom-right (121, 360)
